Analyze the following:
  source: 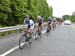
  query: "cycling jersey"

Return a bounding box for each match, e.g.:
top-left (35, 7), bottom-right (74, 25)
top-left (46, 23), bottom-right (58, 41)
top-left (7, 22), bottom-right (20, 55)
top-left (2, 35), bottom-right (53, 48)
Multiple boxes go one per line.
top-left (48, 17), bottom-right (52, 24)
top-left (24, 19), bottom-right (34, 29)
top-left (30, 19), bottom-right (34, 29)
top-left (37, 18), bottom-right (43, 26)
top-left (24, 19), bottom-right (30, 29)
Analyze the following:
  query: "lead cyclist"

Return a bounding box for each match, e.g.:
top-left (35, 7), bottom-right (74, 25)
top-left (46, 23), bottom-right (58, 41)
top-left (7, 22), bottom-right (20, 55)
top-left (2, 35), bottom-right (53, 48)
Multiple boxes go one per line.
top-left (23, 15), bottom-right (34, 38)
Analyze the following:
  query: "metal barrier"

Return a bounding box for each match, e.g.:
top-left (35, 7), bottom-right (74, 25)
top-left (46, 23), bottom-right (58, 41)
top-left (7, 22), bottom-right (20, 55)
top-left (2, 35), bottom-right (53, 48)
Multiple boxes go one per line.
top-left (0, 25), bottom-right (24, 32)
top-left (0, 22), bottom-right (47, 32)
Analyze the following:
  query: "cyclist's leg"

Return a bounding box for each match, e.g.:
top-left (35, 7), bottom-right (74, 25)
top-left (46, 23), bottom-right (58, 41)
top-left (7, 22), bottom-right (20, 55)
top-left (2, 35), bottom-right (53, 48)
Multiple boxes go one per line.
top-left (51, 23), bottom-right (53, 29)
top-left (46, 22), bottom-right (50, 34)
top-left (26, 24), bottom-right (31, 39)
top-left (49, 24), bottom-right (51, 30)
top-left (37, 23), bottom-right (40, 31)
top-left (40, 23), bottom-right (43, 33)
top-left (38, 23), bottom-right (42, 31)
top-left (28, 28), bottom-right (32, 36)
top-left (58, 21), bottom-right (60, 27)
top-left (37, 23), bottom-right (42, 35)
top-left (48, 23), bottom-right (50, 30)
top-left (49, 22), bottom-right (52, 30)
top-left (53, 23), bottom-right (54, 29)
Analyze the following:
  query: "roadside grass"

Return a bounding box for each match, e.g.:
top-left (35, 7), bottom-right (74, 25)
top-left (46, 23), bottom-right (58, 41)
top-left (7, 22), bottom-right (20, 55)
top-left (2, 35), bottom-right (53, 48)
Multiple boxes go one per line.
top-left (0, 30), bottom-right (17, 36)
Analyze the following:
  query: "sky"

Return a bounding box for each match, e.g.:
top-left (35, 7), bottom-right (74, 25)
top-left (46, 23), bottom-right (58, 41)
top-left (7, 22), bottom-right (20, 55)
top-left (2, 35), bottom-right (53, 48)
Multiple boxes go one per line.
top-left (46, 0), bottom-right (75, 17)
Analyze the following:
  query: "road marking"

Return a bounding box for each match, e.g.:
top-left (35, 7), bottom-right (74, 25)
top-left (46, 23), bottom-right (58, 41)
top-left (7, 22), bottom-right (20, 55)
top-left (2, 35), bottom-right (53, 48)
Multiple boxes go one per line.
top-left (0, 45), bottom-right (19, 56)
top-left (0, 42), bottom-right (26, 56)
top-left (42, 30), bottom-right (46, 33)
top-left (0, 30), bottom-right (46, 56)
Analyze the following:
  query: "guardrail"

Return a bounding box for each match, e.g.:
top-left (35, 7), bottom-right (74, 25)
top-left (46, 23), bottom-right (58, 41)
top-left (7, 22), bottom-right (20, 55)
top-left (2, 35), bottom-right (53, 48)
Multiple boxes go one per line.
top-left (0, 25), bottom-right (24, 32)
top-left (0, 22), bottom-right (47, 32)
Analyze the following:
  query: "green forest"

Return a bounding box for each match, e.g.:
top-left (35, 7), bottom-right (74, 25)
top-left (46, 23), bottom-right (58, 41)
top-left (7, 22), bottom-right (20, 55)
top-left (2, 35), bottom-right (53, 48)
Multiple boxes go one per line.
top-left (0, 0), bottom-right (53, 27)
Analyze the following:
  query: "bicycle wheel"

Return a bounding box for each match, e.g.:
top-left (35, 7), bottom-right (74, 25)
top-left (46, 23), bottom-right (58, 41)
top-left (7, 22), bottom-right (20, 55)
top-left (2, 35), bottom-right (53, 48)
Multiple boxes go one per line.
top-left (52, 24), bottom-right (55, 30)
top-left (46, 28), bottom-right (49, 33)
top-left (32, 32), bottom-right (34, 38)
top-left (19, 34), bottom-right (27, 49)
top-left (35, 31), bottom-right (41, 40)
top-left (28, 36), bottom-right (33, 44)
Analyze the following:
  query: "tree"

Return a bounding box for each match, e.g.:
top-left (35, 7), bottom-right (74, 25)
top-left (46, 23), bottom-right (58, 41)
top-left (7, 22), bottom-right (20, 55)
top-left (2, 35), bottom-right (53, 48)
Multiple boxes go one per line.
top-left (0, 0), bottom-right (53, 26)
top-left (10, 0), bottom-right (28, 24)
top-left (62, 15), bottom-right (70, 20)
top-left (0, 0), bottom-right (12, 26)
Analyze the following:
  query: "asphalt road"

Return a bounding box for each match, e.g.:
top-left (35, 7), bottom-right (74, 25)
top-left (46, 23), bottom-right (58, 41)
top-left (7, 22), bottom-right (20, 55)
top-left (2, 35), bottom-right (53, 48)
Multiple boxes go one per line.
top-left (0, 26), bottom-right (46, 55)
top-left (0, 24), bottom-right (75, 56)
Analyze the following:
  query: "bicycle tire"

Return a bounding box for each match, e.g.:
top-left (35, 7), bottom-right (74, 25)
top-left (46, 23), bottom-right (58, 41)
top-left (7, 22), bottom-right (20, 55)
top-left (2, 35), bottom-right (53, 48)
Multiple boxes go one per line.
top-left (47, 26), bottom-right (51, 33)
top-left (52, 24), bottom-right (55, 30)
top-left (46, 28), bottom-right (49, 33)
top-left (19, 34), bottom-right (27, 49)
top-left (35, 31), bottom-right (41, 40)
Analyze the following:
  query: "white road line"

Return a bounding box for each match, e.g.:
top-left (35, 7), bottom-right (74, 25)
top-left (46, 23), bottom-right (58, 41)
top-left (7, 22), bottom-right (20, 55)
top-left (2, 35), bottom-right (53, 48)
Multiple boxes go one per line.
top-left (0, 30), bottom-right (46, 56)
top-left (0, 42), bottom-right (25, 56)
top-left (42, 30), bottom-right (46, 33)
top-left (0, 45), bottom-right (19, 56)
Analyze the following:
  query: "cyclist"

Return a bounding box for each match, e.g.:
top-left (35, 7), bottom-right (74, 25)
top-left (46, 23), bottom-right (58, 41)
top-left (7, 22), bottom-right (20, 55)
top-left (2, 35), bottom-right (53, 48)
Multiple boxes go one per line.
top-left (60, 19), bottom-right (62, 26)
top-left (57, 18), bottom-right (62, 27)
top-left (47, 16), bottom-right (52, 30)
top-left (52, 17), bottom-right (56, 29)
top-left (23, 15), bottom-right (34, 35)
top-left (37, 16), bottom-right (43, 30)
top-left (35, 16), bottom-right (43, 39)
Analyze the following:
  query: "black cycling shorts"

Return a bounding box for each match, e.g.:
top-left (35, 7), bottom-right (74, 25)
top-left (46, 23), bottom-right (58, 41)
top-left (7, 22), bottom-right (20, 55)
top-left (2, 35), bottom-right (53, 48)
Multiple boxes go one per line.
top-left (38, 22), bottom-right (42, 26)
top-left (48, 22), bottom-right (51, 25)
top-left (28, 24), bottom-right (30, 29)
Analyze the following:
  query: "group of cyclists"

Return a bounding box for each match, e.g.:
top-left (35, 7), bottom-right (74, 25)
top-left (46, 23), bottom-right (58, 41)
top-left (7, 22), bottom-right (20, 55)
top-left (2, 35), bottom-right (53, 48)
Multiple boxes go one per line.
top-left (19, 15), bottom-right (63, 49)
top-left (23, 15), bottom-right (62, 38)
top-left (23, 15), bottom-right (43, 36)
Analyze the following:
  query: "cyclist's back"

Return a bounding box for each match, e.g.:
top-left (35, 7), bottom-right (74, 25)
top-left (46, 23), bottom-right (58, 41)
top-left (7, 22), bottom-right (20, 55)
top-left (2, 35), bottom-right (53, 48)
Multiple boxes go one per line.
top-left (46, 16), bottom-right (52, 32)
top-left (37, 16), bottom-right (43, 26)
top-left (23, 15), bottom-right (30, 29)
top-left (30, 19), bottom-right (34, 30)
top-left (48, 16), bottom-right (52, 25)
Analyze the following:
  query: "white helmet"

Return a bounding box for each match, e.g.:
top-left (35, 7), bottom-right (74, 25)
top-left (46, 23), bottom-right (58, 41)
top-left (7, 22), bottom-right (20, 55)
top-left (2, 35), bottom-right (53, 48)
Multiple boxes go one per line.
top-left (37, 16), bottom-right (42, 19)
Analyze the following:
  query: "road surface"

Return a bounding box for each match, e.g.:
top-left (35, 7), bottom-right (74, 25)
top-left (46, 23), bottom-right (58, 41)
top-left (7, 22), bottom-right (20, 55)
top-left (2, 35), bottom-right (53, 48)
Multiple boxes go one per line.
top-left (0, 24), bottom-right (75, 56)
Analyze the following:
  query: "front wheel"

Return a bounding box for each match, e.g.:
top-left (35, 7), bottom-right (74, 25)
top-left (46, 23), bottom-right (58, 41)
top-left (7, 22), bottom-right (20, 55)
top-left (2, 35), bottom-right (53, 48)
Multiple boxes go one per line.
top-left (35, 31), bottom-right (41, 40)
top-left (46, 25), bottom-right (51, 33)
top-left (19, 34), bottom-right (27, 49)
top-left (46, 28), bottom-right (49, 33)
top-left (52, 23), bottom-right (55, 30)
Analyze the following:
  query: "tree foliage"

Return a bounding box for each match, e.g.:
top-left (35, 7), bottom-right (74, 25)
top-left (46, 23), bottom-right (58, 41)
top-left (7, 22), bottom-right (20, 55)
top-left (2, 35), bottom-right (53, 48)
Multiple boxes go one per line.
top-left (0, 0), bottom-right (12, 26)
top-left (62, 14), bottom-right (75, 22)
top-left (0, 0), bottom-right (53, 26)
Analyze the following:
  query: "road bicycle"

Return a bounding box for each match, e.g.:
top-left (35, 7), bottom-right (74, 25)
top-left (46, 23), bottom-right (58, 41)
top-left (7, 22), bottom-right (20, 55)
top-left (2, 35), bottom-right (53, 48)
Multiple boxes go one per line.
top-left (35, 26), bottom-right (42, 40)
top-left (19, 30), bottom-right (34, 49)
